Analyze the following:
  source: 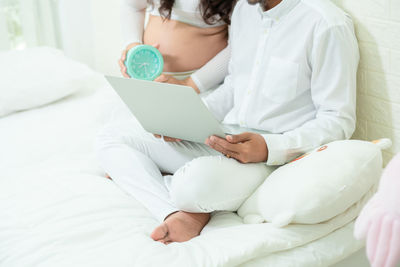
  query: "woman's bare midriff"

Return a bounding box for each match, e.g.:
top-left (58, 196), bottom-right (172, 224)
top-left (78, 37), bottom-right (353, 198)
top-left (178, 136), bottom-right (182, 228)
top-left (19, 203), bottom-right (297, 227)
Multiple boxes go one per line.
top-left (143, 15), bottom-right (228, 73)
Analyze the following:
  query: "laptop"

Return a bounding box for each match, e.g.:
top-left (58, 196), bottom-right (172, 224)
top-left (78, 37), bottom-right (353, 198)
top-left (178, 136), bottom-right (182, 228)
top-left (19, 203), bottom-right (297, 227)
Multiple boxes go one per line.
top-left (105, 76), bottom-right (266, 143)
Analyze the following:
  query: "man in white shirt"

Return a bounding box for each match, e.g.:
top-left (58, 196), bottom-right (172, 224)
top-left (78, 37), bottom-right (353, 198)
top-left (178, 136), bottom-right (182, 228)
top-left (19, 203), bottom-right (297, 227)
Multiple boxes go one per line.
top-left (204, 0), bottom-right (359, 166)
top-left (96, 0), bottom-right (359, 244)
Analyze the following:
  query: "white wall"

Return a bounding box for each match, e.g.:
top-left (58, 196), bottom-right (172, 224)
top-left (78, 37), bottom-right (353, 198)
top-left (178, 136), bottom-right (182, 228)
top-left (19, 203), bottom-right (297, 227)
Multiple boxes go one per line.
top-left (332, 0), bottom-right (400, 165)
top-left (90, 0), bottom-right (124, 76)
top-left (0, 11), bottom-right (10, 50)
top-left (58, 0), bottom-right (95, 69)
top-left (58, 0), bottom-right (123, 76)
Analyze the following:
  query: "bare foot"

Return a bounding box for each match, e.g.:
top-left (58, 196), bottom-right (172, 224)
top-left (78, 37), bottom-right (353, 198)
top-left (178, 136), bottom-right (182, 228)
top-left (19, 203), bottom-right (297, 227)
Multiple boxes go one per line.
top-left (150, 211), bottom-right (210, 244)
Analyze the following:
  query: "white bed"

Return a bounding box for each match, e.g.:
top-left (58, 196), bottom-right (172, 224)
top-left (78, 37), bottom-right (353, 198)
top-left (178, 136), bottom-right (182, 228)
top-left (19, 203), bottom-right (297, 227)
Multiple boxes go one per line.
top-left (0, 73), bottom-right (371, 267)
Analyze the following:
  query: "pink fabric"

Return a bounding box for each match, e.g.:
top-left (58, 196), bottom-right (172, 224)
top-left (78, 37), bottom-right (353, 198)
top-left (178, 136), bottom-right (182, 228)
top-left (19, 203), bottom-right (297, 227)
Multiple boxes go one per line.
top-left (355, 153), bottom-right (400, 267)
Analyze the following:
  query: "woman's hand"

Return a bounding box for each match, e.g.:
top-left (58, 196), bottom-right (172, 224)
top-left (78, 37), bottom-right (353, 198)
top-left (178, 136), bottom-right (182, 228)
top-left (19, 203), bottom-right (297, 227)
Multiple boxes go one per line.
top-left (154, 134), bottom-right (182, 142)
top-left (119, 42), bottom-right (141, 78)
top-left (119, 43), bottom-right (160, 78)
top-left (154, 75), bottom-right (200, 94)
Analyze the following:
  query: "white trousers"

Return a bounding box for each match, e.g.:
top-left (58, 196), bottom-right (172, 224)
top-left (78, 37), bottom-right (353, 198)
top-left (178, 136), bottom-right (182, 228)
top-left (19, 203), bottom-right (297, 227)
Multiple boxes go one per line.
top-left (94, 120), bottom-right (266, 222)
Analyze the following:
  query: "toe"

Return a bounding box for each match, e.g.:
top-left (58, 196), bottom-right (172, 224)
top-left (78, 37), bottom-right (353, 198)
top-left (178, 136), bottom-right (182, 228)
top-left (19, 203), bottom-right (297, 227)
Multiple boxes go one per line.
top-left (150, 222), bottom-right (169, 241)
top-left (157, 234), bottom-right (173, 244)
top-left (158, 238), bottom-right (173, 245)
top-left (158, 239), bottom-right (167, 245)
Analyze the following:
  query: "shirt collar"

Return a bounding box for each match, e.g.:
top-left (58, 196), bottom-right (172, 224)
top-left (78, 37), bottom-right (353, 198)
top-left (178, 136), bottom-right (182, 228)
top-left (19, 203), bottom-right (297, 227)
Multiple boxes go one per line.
top-left (257, 0), bottom-right (300, 21)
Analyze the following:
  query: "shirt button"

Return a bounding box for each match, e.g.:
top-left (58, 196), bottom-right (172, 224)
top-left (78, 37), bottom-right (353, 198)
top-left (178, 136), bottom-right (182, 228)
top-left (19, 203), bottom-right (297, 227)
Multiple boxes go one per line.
top-left (264, 29), bottom-right (268, 34)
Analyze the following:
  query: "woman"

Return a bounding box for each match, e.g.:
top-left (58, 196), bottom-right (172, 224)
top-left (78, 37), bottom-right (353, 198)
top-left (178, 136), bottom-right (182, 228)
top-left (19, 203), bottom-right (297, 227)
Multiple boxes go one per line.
top-left (119, 0), bottom-right (236, 93)
top-left (96, 0), bottom-right (237, 244)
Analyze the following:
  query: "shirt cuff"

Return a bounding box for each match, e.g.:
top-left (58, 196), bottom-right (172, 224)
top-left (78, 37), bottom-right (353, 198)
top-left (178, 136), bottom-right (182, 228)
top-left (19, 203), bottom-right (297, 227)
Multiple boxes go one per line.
top-left (262, 134), bottom-right (290, 166)
top-left (190, 73), bottom-right (206, 93)
top-left (201, 96), bottom-right (226, 122)
top-left (200, 96), bottom-right (209, 109)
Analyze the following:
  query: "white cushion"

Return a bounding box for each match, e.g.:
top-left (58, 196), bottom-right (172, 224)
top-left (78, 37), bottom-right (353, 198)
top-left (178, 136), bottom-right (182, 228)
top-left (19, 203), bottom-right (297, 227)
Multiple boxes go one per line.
top-left (0, 47), bottom-right (101, 117)
top-left (238, 139), bottom-right (390, 227)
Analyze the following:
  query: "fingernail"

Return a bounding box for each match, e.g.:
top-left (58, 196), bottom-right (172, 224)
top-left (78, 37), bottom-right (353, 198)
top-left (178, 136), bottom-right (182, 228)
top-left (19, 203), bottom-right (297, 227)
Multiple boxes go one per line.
top-left (227, 135), bottom-right (232, 141)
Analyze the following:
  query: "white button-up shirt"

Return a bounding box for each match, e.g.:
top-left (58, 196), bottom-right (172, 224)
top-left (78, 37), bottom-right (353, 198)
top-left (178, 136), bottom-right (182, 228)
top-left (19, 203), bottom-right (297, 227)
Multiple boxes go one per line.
top-left (204, 0), bottom-right (359, 165)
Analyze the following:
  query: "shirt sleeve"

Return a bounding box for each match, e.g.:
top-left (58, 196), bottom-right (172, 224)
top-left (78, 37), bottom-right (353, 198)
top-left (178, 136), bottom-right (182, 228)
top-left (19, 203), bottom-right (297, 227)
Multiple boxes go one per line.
top-left (120, 0), bottom-right (147, 47)
top-left (262, 22), bottom-right (360, 166)
top-left (190, 45), bottom-right (231, 92)
top-left (201, 42), bottom-right (234, 122)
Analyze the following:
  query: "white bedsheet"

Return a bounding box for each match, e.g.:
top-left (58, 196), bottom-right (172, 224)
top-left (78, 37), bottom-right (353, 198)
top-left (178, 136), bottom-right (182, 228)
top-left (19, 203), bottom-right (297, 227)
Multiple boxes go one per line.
top-left (0, 82), bottom-right (367, 267)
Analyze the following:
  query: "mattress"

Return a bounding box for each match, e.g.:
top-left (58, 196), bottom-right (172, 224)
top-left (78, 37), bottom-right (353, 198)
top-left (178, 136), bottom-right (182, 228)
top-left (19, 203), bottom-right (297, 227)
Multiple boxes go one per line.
top-left (0, 82), bottom-right (367, 267)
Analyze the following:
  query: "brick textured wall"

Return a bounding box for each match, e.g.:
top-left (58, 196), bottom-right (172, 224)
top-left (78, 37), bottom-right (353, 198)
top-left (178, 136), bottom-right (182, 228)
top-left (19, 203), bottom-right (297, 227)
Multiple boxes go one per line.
top-left (332, 0), bottom-right (400, 165)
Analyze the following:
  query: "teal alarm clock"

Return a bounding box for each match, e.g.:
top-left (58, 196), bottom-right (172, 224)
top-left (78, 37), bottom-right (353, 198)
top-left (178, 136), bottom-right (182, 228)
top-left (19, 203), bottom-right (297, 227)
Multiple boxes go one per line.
top-left (124, 45), bottom-right (164, 81)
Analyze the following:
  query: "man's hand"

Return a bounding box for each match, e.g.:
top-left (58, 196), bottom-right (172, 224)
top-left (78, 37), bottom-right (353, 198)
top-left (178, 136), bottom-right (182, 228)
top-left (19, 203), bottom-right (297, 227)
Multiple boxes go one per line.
top-left (154, 134), bottom-right (182, 142)
top-left (205, 132), bottom-right (268, 163)
top-left (154, 75), bottom-right (200, 94)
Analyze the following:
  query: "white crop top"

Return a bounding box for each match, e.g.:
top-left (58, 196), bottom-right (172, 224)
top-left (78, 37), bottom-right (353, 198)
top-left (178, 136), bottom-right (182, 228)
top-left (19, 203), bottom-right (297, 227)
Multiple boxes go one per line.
top-left (120, 0), bottom-right (230, 92)
top-left (148, 0), bottom-right (225, 28)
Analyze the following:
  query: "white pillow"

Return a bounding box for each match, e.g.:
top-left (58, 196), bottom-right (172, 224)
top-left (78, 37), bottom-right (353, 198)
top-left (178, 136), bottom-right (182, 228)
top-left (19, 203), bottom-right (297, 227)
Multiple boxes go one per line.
top-left (238, 139), bottom-right (391, 227)
top-left (0, 47), bottom-right (101, 117)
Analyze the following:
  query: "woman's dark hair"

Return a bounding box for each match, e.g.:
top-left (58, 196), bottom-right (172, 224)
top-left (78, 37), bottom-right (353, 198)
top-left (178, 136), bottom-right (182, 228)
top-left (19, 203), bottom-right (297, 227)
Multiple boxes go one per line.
top-left (147, 0), bottom-right (237, 25)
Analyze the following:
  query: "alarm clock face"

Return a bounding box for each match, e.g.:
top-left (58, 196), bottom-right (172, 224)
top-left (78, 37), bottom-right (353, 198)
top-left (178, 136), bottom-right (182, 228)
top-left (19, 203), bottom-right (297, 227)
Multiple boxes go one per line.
top-left (125, 45), bottom-right (164, 81)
